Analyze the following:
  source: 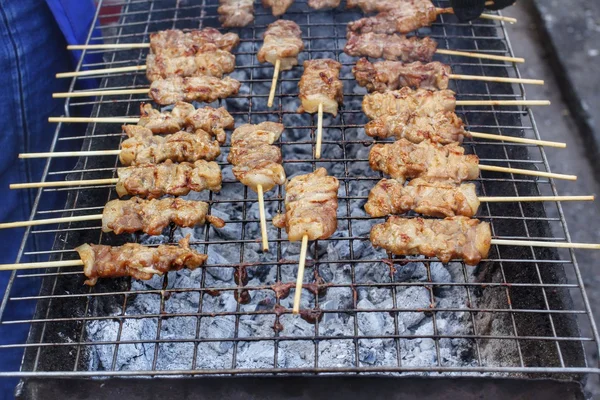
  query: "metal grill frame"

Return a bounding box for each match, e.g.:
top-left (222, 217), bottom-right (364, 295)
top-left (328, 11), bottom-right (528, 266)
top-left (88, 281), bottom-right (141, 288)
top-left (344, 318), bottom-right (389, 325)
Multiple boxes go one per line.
top-left (1, 0), bottom-right (599, 380)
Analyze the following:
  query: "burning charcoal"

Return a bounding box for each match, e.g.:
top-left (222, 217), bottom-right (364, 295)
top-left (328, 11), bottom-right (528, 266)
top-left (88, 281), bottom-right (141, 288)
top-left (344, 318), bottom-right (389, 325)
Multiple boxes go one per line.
top-left (277, 341), bottom-right (315, 368)
top-left (318, 340), bottom-right (356, 367)
top-left (236, 342), bottom-right (275, 368)
top-left (357, 298), bottom-right (386, 336)
top-left (393, 286), bottom-right (431, 329)
top-left (206, 247), bottom-right (234, 282)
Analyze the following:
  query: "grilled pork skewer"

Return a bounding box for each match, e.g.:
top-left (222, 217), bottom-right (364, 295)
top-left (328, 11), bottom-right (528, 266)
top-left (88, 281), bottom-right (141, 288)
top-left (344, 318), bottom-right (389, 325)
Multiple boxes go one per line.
top-left (347, 0), bottom-right (515, 35)
top-left (53, 75), bottom-right (242, 105)
top-left (49, 102), bottom-right (234, 144)
top-left (272, 168), bottom-right (339, 314)
top-left (76, 236), bottom-right (207, 286)
top-left (362, 106), bottom-right (563, 148)
top-left (118, 126), bottom-right (221, 165)
top-left (145, 45), bottom-right (236, 81)
top-left (59, 28), bottom-right (240, 79)
top-left (218, 0), bottom-right (254, 27)
top-left (364, 178), bottom-right (593, 218)
top-left (67, 28), bottom-right (240, 53)
top-left (0, 198), bottom-right (226, 234)
top-left (353, 59), bottom-right (543, 92)
top-left (11, 160), bottom-right (223, 197)
top-left (257, 20), bottom-right (305, 107)
top-left (228, 122), bottom-right (287, 251)
top-left (369, 139), bottom-right (576, 183)
top-left (371, 216), bottom-right (491, 265)
top-left (5, 233), bottom-right (598, 279)
top-left (298, 59), bottom-right (344, 158)
top-left (343, 32), bottom-right (524, 63)
top-left (362, 87), bottom-right (550, 122)
top-left (262, 0), bottom-right (294, 16)
top-left (371, 215), bottom-right (600, 266)
top-left (3, 182), bottom-right (587, 231)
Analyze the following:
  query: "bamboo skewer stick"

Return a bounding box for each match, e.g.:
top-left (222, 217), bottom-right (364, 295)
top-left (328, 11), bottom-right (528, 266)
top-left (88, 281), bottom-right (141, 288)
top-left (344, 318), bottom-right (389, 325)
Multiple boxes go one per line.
top-left (479, 195), bottom-right (594, 203)
top-left (56, 65), bottom-right (147, 79)
top-left (9, 165), bottom-right (577, 190)
top-left (257, 184), bottom-right (269, 252)
top-left (449, 74), bottom-right (544, 85)
top-left (267, 59), bottom-right (281, 108)
top-left (435, 49), bottom-right (523, 63)
top-left (315, 103), bottom-right (324, 159)
top-left (53, 88), bottom-right (148, 98)
top-left (490, 240), bottom-right (600, 250)
top-left (3, 238), bottom-right (600, 273)
top-left (49, 116), bottom-right (139, 123)
top-left (51, 86), bottom-right (551, 106)
top-left (478, 13), bottom-right (517, 24)
top-left (67, 43), bottom-right (150, 50)
top-left (456, 100), bottom-right (551, 106)
top-left (469, 132), bottom-right (565, 148)
top-left (293, 235), bottom-right (309, 315)
top-left (19, 150), bottom-right (122, 159)
top-left (66, 43), bottom-right (524, 63)
top-left (0, 214), bottom-right (103, 229)
top-left (0, 260), bottom-right (84, 271)
top-left (10, 178), bottom-right (119, 190)
top-left (1, 196), bottom-right (593, 230)
top-left (478, 165), bottom-right (576, 181)
top-left (436, 8), bottom-right (517, 24)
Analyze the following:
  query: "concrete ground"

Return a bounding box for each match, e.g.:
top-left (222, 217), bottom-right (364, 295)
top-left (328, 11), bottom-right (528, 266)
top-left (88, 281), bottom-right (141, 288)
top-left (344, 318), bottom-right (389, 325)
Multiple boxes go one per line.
top-left (503, 3), bottom-right (600, 397)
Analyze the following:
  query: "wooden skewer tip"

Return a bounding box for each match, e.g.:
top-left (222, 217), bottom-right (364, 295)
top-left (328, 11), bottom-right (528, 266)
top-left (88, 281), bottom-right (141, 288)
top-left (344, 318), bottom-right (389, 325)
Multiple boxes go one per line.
top-left (315, 103), bottom-right (324, 159)
top-left (292, 235), bottom-right (309, 315)
top-left (257, 184), bottom-right (269, 252)
top-left (267, 59), bottom-right (281, 108)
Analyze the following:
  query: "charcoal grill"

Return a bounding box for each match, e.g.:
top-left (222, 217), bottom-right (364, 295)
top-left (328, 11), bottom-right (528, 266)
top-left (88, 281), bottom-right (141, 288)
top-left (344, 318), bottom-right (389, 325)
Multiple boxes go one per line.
top-left (2, 0), bottom-right (599, 399)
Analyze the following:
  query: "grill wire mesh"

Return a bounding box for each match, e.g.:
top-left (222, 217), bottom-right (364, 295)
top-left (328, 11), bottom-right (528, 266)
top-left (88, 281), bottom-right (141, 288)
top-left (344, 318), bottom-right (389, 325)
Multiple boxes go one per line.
top-left (0, 0), bottom-right (599, 380)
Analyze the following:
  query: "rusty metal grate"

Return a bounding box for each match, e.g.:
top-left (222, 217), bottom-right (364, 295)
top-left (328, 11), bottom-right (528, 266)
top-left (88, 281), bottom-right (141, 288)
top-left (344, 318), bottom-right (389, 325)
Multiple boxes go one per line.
top-left (0, 0), bottom-right (599, 380)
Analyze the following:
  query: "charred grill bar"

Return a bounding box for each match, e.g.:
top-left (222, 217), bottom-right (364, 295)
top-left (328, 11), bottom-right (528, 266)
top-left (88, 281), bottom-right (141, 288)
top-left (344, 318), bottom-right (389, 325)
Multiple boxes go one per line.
top-left (2, 0), bottom-right (598, 398)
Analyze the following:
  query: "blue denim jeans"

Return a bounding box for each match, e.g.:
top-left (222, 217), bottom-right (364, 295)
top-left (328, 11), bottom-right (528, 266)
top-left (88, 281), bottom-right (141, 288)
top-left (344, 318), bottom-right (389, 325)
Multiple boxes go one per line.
top-left (0, 1), bottom-right (97, 397)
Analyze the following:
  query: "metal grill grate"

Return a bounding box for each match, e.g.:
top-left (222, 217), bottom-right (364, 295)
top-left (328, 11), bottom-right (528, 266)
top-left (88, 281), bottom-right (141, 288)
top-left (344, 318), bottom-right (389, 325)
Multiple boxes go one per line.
top-left (1, 0), bottom-right (599, 380)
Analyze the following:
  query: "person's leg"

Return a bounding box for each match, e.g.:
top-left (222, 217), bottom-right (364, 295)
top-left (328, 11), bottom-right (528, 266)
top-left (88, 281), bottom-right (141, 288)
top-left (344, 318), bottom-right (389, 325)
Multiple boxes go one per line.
top-left (0, 1), bottom-right (84, 397)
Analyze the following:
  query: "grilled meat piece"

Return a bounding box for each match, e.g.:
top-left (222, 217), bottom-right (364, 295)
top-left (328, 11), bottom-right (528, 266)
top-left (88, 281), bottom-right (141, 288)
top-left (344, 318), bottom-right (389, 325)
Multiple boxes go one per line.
top-left (298, 59), bottom-right (343, 116)
top-left (149, 28), bottom-right (240, 56)
top-left (120, 125), bottom-right (221, 165)
top-left (102, 198), bottom-right (225, 236)
top-left (262, 0), bottom-right (294, 16)
top-left (116, 159), bottom-right (222, 199)
top-left (272, 168), bottom-right (339, 241)
top-left (362, 87), bottom-right (456, 120)
top-left (369, 139), bottom-right (479, 183)
top-left (348, 1), bottom-right (438, 35)
top-left (76, 236), bottom-right (207, 286)
top-left (365, 111), bottom-right (467, 144)
top-left (228, 122), bottom-right (287, 192)
top-left (370, 216), bottom-right (491, 265)
top-left (184, 106), bottom-right (234, 144)
top-left (146, 45), bottom-right (236, 81)
top-left (149, 76), bottom-right (241, 105)
top-left (136, 103), bottom-right (234, 143)
top-left (354, 59), bottom-right (451, 92)
top-left (257, 20), bottom-right (304, 71)
top-left (137, 102), bottom-right (195, 134)
top-left (347, 0), bottom-right (398, 13)
top-left (308, 0), bottom-right (341, 9)
top-left (218, 0), bottom-right (254, 27)
top-left (365, 178), bottom-right (480, 218)
top-left (344, 32), bottom-right (438, 62)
